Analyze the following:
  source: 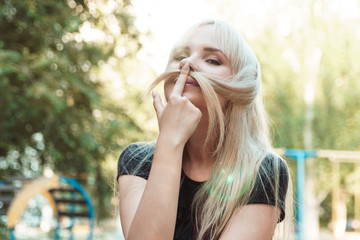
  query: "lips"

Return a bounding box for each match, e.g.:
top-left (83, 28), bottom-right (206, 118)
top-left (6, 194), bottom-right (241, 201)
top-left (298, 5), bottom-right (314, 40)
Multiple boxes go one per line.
top-left (174, 77), bottom-right (199, 87)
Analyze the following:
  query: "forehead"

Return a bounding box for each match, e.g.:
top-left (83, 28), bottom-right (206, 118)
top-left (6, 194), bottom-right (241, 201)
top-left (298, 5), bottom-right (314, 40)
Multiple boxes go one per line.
top-left (175, 24), bottom-right (220, 50)
top-left (189, 25), bottom-right (217, 43)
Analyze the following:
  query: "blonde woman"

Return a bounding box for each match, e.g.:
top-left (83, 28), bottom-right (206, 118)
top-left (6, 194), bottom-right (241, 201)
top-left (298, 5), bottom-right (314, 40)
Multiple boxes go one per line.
top-left (117, 19), bottom-right (293, 240)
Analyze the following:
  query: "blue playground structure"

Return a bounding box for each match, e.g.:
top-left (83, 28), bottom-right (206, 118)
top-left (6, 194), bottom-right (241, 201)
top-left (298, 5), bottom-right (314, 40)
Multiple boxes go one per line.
top-left (279, 148), bottom-right (360, 240)
top-left (281, 149), bottom-right (317, 240)
top-left (0, 175), bottom-right (94, 240)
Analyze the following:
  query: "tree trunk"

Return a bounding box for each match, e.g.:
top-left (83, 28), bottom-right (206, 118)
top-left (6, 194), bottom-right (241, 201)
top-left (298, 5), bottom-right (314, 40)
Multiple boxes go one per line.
top-left (303, 47), bottom-right (322, 240)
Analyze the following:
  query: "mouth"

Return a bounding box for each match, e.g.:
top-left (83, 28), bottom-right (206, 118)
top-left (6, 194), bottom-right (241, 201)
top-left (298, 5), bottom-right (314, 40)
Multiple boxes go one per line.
top-left (174, 76), bottom-right (200, 87)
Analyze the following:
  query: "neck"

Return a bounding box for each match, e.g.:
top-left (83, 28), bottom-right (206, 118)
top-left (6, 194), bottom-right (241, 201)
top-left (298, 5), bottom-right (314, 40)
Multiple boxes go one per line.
top-left (182, 117), bottom-right (216, 182)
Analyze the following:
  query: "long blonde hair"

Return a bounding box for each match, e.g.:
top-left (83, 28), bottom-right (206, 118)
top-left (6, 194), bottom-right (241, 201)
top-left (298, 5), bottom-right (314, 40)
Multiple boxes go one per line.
top-left (148, 20), bottom-right (293, 240)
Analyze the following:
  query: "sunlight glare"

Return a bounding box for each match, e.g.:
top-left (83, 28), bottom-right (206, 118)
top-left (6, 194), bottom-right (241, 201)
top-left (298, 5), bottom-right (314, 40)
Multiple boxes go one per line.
top-left (80, 21), bottom-right (105, 42)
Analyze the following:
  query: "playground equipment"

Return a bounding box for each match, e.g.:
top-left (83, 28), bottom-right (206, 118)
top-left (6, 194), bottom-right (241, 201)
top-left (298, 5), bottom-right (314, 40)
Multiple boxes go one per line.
top-left (276, 149), bottom-right (360, 240)
top-left (1, 150), bottom-right (359, 240)
top-left (0, 175), bottom-right (94, 240)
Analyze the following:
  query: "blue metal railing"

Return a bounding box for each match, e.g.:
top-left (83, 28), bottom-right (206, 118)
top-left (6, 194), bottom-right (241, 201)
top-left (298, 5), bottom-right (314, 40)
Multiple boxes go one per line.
top-left (284, 149), bottom-right (317, 240)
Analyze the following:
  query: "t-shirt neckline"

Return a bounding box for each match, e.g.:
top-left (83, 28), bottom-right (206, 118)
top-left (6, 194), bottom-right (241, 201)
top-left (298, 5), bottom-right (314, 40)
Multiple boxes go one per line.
top-left (182, 170), bottom-right (207, 185)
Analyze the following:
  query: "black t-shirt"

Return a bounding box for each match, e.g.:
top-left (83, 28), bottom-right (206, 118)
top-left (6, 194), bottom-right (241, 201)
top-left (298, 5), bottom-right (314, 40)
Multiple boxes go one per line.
top-left (117, 143), bottom-right (288, 240)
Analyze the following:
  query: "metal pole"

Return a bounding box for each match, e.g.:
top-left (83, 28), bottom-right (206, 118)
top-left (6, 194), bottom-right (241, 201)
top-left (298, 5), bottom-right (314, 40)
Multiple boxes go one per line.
top-left (9, 228), bottom-right (15, 240)
top-left (296, 150), bottom-right (306, 240)
top-left (284, 149), bottom-right (317, 240)
top-left (355, 163), bottom-right (360, 228)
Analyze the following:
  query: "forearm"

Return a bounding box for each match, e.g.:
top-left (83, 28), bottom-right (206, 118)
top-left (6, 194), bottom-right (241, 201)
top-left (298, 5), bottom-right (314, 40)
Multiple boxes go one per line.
top-left (127, 134), bottom-right (184, 240)
top-left (126, 61), bottom-right (200, 239)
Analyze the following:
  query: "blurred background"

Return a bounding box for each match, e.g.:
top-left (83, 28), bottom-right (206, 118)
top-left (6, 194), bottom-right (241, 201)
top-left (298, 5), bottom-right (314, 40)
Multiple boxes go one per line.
top-left (0, 0), bottom-right (359, 239)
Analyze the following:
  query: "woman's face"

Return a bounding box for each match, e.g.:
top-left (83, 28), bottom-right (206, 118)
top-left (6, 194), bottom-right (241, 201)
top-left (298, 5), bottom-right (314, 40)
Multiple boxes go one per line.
top-left (165, 24), bottom-right (232, 110)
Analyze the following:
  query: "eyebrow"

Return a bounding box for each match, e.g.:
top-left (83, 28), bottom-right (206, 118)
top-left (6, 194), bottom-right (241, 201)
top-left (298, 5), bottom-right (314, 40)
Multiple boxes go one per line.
top-left (204, 47), bottom-right (226, 56)
top-left (175, 46), bottom-right (226, 57)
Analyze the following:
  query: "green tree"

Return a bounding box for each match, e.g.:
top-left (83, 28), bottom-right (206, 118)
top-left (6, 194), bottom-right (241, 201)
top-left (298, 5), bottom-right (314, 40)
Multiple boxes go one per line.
top-left (251, 1), bottom-right (360, 238)
top-left (0, 0), bottom-right (142, 223)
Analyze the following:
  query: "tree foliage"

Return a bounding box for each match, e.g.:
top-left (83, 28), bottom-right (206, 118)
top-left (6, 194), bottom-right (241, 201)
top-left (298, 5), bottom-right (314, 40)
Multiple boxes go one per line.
top-left (250, 1), bottom-right (360, 230)
top-left (0, 0), bottom-right (143, 220)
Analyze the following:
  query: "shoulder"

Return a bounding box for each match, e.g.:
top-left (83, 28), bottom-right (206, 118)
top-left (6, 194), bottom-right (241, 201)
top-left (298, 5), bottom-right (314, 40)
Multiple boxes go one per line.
top-left (256, 153), bottom-right (289, 193)
top-left (258, 153), bottom-right (289, 179)
top-left (249, 153), bottom-right (289, 222)
top-left (259, 153), bottom-right (288, 170)
top-left (119, 142), bottom-right (155, 161)
top-left (117, 142), bottom-right (155, 180)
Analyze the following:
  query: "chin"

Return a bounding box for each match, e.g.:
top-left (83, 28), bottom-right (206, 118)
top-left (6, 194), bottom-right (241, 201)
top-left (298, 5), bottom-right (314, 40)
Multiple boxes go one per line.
top-left (182, 92), bottom-right (206, 109)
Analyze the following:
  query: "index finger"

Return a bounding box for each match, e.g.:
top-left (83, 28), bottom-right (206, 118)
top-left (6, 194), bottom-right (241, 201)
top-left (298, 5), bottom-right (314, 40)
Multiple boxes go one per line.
top-left (171, 61), bottom-right (190, 96)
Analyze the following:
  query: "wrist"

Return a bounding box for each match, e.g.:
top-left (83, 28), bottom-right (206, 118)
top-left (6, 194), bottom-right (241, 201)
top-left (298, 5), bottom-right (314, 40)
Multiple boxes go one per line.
top-left (152, 133), bottom-right (185, 175)
top-left (157, 132), bottom-right (187, 149)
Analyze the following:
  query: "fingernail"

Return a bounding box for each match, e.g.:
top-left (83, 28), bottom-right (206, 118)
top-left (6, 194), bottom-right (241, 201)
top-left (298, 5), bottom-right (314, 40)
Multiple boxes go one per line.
top-left (152, 90), bottom-right (156, 98)
top-left (182, 61), bottom-right (189, 71)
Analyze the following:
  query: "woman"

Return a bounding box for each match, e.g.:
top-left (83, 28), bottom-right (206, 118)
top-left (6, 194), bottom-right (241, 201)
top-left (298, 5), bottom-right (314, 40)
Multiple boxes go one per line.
top-left (117, 19), bottom-right (293, 240)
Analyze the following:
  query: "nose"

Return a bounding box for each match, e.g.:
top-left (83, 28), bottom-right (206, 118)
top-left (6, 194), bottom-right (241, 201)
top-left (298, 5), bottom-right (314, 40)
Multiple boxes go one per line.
top-left (179, 58), bottom-right (197, 72)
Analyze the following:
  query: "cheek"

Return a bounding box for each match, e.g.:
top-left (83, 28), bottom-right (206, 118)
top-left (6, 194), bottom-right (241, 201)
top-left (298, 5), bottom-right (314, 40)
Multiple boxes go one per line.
top-left (219, 68), bottom-right (233, 81)
top-left (166, 62), bottom-right (178, 71)
top-left (217, 94), bottom-right (228, 109)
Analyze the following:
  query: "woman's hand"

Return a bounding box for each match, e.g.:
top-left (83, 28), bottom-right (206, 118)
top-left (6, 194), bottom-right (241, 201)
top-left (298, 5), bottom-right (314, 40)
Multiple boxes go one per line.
top-left (152, 61), bottom-right (202, 145)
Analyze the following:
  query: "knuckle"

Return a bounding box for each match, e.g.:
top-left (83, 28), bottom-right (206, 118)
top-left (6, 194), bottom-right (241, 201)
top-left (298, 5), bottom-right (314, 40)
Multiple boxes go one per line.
top-left (168, 95), bottom-right (177, 102)
top-left (178, 97), bottom-right (187, 103)
top-left (192, 108), bottom-right (202, 117)
top-left (195, 109), bottom-right (202, 117)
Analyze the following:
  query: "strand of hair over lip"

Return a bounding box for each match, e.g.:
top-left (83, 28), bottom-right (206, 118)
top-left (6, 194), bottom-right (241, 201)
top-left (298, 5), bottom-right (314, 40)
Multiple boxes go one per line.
top-left (147, 70), bottom-right (259, 106)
